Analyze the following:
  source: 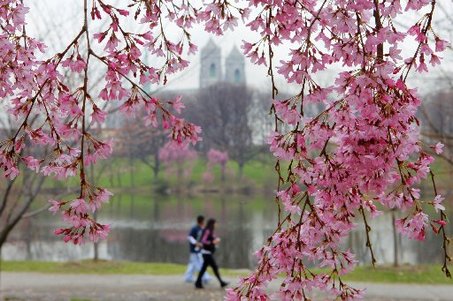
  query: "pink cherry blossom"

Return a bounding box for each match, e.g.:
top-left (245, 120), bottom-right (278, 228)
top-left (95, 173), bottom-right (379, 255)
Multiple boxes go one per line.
top-left (433, 195), bottom-right (445, 213)
top-left (435, 38), bottom-right (448, 52)
top-left (434, 142), bottom-right (444, 155)
top-left (91, 106), bottom-right (107, 124)
top-left (70, 198), bottom-right (89, 215)
top-left (22, 156), bottom-right (41, 173)
top-left (48, 200), bottom-right (64, 214)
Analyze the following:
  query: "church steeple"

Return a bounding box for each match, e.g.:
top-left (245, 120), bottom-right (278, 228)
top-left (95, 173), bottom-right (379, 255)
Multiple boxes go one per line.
top-left (225, 46), bottom-right (245, 85)
top-left (199, 39), bottom-right (222, 88)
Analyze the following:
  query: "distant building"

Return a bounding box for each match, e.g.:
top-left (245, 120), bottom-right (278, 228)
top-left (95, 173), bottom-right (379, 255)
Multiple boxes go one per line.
top-left (225, 46), bottom-right (246, 85)
top-left (105, 40), bottom-right (247, 130)
top-left (199, 39), bottom-right (245, 88)
top-left (199, 39), bottom-right (222, 89)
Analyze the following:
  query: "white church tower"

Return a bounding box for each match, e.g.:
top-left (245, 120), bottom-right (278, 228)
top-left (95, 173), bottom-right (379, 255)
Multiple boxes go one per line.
top-left (225, 46), bottom-right (246, 85)
top-left (199, 39), bottom-right (222, 88)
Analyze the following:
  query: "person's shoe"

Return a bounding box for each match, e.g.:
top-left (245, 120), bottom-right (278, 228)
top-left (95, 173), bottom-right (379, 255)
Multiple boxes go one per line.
top-left (220, 281), bottom-right (229, 288)
top-left (195, 282), bottom-right (204, 289)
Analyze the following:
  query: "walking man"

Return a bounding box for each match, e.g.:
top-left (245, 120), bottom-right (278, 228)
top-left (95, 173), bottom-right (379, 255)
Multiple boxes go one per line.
top-left (184, 215), bottom-right (210, 283)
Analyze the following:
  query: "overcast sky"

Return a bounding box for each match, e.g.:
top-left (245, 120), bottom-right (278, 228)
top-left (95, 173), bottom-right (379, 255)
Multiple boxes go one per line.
top-left (24, 0), bottom-right (453, 97)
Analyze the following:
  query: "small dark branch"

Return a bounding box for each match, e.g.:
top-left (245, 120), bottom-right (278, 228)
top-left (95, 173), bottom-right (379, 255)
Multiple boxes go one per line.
top-left (299, 82), bottom-right (306, 117)
top-left (22, 189), bottom-right (78, 219)
top-left (262, 213), bottom-right (293, 265)
top-left (320, 136), bottom-right (331, 158)
top-left (440, 210), bottom-right (451, 278)
top-left (266, 8), bottom-right (278, 99)
top-left (430, 170), bottom-right (438, 196)
top-left (305, 197), bottom-right (324, 227)
top-left (430, 170), bottom-right (451, 278)
top-left (79, 0), bottom-right (92, 197)
top-left (355, 12), bottom-right (367, 69)
top-left (373, 0), bottom-right (384, 62)
top-left (295, 196), bottom-right (309, 254)
top-left (359, 205), bottom-right (377, 266)
top-left (274, 160), bottom-right (283, 224)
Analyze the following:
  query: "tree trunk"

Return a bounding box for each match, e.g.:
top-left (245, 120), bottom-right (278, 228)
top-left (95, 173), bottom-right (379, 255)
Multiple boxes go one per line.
top-left (153, 151), bottom-right (160, 178)
top-left (116, 168), bottom-right (122, 187)
top-left (177, 163), bottom-right (183, 184)
top-left (238, 162), bottom-right (244, 179)
top-left (25, 219), bottom-right (32, 260)
top-left (109, 161), bottom-right (114, 187)
top-left (129, 155), bottom-right (135, 188)
top-left (391, 209), bottom-right (399, 267)
top-left (93, 211), bottom-right (99, 261)
top-left (221, 165), bottom-right (226, 182)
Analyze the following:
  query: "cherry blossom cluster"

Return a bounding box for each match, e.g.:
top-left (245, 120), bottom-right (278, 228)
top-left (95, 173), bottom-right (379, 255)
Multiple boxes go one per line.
top-left (159, 141), bottom-right (197, 164)
top-left (159, 142), bottom-right (198, 180)
top-left (1, 0), bottom-right (201, 244)
top-left (203, 148), bottom-right (229, 182)
top-left (225, 0), bottom-right (450, 300)
top-left (207, 148), bottom-right (229, 166)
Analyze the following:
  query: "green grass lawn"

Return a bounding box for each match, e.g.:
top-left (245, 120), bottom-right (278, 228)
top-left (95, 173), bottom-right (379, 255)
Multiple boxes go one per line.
top-left (342, 265), bottom-right (453, 284)
top-left (2, 260), bottom-right (453, 284)
top-left (35, 151), bottom-right (453, 200)
top-left (1, 260), bottom-right (186, 275)
top-left (1, 260), bottom-right (246, 277)
top-left (37, 153), bottom-right (279, 192)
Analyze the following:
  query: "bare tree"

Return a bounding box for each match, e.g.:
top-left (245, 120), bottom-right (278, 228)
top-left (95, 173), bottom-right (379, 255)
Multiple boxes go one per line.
top-left (0, 113), bottom-right (48, 249)
top-left (421, 91), bottom-right (453, 163)
top-left (248, 89), bottom-right (274, 146)
top-left (113, 111), bottom-right (166, 182)
top-left (185, 83), bottom-right (254, 177)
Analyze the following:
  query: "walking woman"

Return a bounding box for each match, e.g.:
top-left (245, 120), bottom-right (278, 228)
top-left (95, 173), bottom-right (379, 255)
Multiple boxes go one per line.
top-left (195, 218), bottom-right (229, 289)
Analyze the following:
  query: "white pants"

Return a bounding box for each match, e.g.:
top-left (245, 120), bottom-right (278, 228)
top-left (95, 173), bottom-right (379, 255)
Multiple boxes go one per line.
top-left (184, 253), bottom-right (211, 282)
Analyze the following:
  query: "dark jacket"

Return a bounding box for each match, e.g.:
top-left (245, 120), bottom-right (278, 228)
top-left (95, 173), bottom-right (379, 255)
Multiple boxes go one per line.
top-left (188, 225), bottom-right (203, 253)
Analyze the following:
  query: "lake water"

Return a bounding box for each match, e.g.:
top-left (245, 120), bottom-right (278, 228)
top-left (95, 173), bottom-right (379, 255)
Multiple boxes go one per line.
top-left (2, 192), bottom-right (450, 268)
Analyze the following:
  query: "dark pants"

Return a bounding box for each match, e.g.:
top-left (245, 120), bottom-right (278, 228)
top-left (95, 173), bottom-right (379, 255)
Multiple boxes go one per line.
top-left (195, 253), bottom-right (223, 286)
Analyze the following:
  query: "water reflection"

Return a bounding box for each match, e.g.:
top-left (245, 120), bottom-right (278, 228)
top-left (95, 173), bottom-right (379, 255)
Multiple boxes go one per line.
top-left (2, 193), bottom-right (450, 268)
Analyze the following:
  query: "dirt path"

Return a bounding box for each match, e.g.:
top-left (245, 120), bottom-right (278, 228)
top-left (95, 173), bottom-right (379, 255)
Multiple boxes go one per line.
top-left (1, 272), bottom-right (453, 301)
